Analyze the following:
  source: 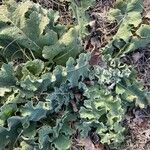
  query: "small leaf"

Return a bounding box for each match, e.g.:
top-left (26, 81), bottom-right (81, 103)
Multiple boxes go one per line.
top-left (22, 59), bottom-right (44, 77)
top-left (53, 134), bottom-right (71, 150)
top-left (66, 53), bottom-right (90, 86)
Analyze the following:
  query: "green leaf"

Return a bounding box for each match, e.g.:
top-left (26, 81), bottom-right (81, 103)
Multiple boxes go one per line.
top-left (0, 116), bottom-right (22, 149)
top-left (19, 59), bottom-right (46, 91)
top-left (69, 0), bottom-right (95, 37)
top-left (66, 53), bottom-right (90, 86)
top-left (0, 127), bottom-right (9, 149)
top-left (43, 27), bottom-right (82, 64)
top-left (20, 76), bottom-right (41, 91)
top-left (0, 63), bottom-right (16, 87)
top-left (0, 103), bottom-right (17, 125)
top-left (105, 0), bottom-right (144, 56)
top-left (80, 107), bottom-right (96, 120)
top-left (53, 134), bottom-right (71, 150)
top-left (14, 141), bottom-right (38, 150)
top-left (108, 8), bottom-right (122, 22)
top-left (0, 87), bottom-right (11, 96)
top-left (0, 0), bottom-right (60, 60)
top-left (22, 59), bottom-right (44, 77)
top-left (20, 101), bottom-right (49, 122)
top-left (118, 80), bottom-right (149, 108)
top-left (46, 84), bottom-right (70, 112)
top-left (79, 85), bottom-right (125, 146)
top-left (126, 24), bottom-right (150, 53)
top-left (38, 125), bottom-right (53, 149)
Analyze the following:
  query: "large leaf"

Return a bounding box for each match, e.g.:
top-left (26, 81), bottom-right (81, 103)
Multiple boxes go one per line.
top-left (0, 0), bottom-right (85, 63)
top-left (0, 0), bottom-right (64, 61)
top-left (69, 0), bottom-right (95, 37)
top-left (126, 24), bottom-right (150, 53)
top-left (105, 0), bottom-right (145, 56)
top-left (20, 101), bottom-right (51, 123)
top-left (43, 27), bottom-right (82, 64)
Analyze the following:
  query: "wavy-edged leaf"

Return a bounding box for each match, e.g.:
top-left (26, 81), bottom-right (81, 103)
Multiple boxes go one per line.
top-left (0, 0), bottom-right (59, 60)
top-left (105, 0), bottom-right (144, 56)
top-left (20, 101), bottom-right (51, 122)
top-left (66, 53), bottom-right (90, 86)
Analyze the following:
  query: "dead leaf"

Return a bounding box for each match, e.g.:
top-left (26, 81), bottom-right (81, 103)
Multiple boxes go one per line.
top-left (79, 138), bottom-right (103, 150)
top-left (132, 52), bottom-right (143, 63)
top-left (70, 100), bottom-right (78, 112)
top-left (145, 11), bottom-right (150, 19)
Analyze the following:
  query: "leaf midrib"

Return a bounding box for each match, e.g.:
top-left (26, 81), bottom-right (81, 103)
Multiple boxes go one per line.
top-left (2, 14), bottom-right (43, 51)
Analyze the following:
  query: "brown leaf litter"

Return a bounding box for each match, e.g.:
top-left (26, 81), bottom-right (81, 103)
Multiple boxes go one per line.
top-left (72, 132), bottom-right (104, 150)
top-left (34, 0), bottom-right (73, 25)
top-left (84, 0), bottom-right (117, 65)
top-left (84, 0), bottom-right (117, 50)
top-left (121, 107), bottom-right (150, 150)
top-left (123, 45), bottom-right (150, 88)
